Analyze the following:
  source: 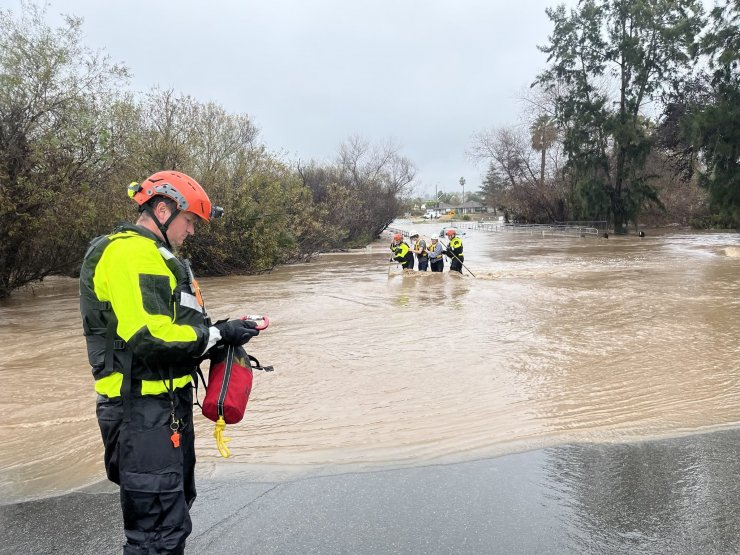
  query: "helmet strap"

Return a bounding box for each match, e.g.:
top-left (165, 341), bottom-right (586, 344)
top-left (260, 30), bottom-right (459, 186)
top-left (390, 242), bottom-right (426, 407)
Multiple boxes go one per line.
top-left (143, 202), bottom-right (179, 250)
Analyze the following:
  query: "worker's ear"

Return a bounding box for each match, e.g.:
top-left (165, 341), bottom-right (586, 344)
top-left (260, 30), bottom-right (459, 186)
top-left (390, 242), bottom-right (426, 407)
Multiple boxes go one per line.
top-left (152, 199), bottom-right (173, 221)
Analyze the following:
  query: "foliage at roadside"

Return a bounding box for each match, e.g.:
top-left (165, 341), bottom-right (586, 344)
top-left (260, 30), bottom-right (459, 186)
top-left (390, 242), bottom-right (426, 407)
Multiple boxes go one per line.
top-left (0, 5), bottom-right (131, 297)
top-left (0, 5), bottom-right (414, 298)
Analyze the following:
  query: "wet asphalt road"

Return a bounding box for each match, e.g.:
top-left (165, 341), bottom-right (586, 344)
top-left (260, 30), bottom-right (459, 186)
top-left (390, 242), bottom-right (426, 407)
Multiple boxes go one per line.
top-left (3, 429), bottom-right (740, 554)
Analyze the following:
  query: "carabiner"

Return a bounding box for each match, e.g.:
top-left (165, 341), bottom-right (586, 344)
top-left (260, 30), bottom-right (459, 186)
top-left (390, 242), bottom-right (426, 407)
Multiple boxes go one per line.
top-left (241, 314), bottom-right (270, 331)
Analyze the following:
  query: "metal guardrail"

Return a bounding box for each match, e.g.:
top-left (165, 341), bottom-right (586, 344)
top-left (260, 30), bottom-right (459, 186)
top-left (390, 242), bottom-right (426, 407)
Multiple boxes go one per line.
top-left (457, 222), bottom-right (599, 237)
top-left (385, 222), bottom-right (600, 239)
top-left (385, 226), bottom-right (468, 239)
top-left (556, 220), bottom-right (609, 230)
top-left (385, 227), bottom-right (411, 239)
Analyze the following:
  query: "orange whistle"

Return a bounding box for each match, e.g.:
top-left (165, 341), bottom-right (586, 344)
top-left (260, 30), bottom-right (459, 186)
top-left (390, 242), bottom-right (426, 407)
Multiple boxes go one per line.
top-left (170, 431), bottom-right (181, 448)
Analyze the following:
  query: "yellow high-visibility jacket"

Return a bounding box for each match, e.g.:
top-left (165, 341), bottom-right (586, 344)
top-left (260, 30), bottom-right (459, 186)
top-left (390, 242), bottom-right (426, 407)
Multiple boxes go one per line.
top-left (446, 236), bottom-right (464, 260)
top-left (391, 241), bottom-right (415, 269)
top-left (80, 224), bottom-right (212, 398)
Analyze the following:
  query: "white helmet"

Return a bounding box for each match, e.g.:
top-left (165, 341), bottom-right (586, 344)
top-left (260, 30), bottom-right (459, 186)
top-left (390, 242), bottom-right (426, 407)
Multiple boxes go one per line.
top-left (410, 230), bottom-right (419, 238)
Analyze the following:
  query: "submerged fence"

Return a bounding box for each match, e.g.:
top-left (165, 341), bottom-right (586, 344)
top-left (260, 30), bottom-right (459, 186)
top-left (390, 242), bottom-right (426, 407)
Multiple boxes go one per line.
top-left (457, 221), bottom-right (600, 237)
top-left (385, 221), bottom-right (601, 239)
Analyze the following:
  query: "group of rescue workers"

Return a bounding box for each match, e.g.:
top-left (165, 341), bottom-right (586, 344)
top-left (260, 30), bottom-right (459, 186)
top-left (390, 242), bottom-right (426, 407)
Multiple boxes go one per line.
top-left (390, 229), bottom-right (464, 273)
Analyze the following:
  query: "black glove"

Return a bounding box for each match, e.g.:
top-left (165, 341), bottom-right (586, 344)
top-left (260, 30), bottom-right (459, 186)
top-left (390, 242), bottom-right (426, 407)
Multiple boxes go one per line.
top-left (215, 319), bottom-right (259, 346)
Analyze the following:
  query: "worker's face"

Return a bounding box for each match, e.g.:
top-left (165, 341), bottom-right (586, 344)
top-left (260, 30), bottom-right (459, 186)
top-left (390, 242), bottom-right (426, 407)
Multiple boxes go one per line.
top-left (166, 210), bottom-right (199, 248)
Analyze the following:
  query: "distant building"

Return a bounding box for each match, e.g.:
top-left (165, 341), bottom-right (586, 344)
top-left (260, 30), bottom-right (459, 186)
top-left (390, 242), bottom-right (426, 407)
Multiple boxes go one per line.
top-left (421, 200), bottom-right (487, 216)
top-left (457, 200), bottom-right (485, 214)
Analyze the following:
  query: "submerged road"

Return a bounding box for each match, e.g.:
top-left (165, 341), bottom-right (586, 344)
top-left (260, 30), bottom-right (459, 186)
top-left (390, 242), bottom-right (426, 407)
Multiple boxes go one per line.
top-left (3, 429), bottom-right (740, 554)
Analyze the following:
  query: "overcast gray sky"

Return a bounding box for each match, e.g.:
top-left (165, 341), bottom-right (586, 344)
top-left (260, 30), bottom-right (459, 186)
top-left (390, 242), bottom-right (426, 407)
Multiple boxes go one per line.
top-left (6, 0), bottom-right (571, 198)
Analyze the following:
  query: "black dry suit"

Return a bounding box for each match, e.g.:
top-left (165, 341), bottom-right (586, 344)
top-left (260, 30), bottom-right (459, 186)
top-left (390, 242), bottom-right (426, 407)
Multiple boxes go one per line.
top-left (446, 235), bottom-right (464, 273)
top-left (80, 223), bottom-right (212, 554)
top-left (391, 241), bottom-right (415, 269)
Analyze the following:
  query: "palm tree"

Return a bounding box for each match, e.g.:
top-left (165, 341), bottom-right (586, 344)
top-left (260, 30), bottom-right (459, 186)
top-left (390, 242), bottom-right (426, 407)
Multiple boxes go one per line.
top-left (529, 115), bottom-right (559, 185)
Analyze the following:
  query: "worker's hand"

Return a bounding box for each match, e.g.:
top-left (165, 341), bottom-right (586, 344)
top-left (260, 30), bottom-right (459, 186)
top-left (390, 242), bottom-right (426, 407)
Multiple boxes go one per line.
top-left (215, 319), bottom-right (259, 346)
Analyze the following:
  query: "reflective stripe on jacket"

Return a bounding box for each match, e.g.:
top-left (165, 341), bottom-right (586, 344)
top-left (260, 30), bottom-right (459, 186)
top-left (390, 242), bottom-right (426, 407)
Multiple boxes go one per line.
top-left (413, 239), bottom-right (428, 259)
top-left (95, 372), bottom-right (193, 397)
top-left (447, 236), bottom-right (464, 259)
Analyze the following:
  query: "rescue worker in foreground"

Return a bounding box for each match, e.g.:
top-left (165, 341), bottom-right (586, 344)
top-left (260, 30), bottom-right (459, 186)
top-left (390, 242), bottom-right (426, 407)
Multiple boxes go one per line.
top-left (444, 228), bottom-right (464, 273)
top-left (427, 234), bottom-right (445, 272)
top-left (409, 231), bottom-right (429, 271)
top-left (390, 233), bottom-right (415, 270)
top-left (80, 170), bottom-right (259, 554)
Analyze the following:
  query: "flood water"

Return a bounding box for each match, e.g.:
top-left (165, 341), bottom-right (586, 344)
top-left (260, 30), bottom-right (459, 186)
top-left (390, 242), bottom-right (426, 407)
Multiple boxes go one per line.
top-left (1, 225), bottom-right (738, 504)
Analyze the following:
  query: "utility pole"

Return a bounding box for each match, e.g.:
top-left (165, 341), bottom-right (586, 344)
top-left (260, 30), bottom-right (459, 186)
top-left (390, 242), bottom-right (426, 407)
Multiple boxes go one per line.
top-left (435, 183), bottom-right (438, 209)
top-left (459, 176), bottom-right (465, 206)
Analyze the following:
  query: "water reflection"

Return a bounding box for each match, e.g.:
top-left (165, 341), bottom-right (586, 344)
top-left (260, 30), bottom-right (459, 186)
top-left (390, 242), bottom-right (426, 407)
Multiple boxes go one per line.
top-left (543, 430), bottom-right (740, 554)
top-left (387, 270), bottom-right (470, 309)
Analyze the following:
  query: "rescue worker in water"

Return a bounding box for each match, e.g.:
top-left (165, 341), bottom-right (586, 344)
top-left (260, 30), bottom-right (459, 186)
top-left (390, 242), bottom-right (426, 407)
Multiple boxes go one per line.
top-left (390, 233), bottom-right (415, 270)
top-left (444, 228), bottom-right (464, 273)
top-left (409, 231), bottom-right (429, 271)
top-left (427, 235), bottom-right (445, 272)
top-left (79, 171), bottom-right (259, 554)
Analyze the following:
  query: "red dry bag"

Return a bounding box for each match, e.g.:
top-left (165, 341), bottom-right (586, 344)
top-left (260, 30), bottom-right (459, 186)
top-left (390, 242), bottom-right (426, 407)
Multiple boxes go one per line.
top-left (202, 344), bottom-right (253, 425)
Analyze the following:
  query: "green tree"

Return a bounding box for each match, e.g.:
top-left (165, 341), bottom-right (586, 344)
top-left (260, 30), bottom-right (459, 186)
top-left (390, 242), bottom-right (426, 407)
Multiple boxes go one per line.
top-left (536, 0), bottom-right (704, 232)
top-left (480, 163), bottom-right (509, 212)
top-left (683, 0), bottom-right (739, 227)
top-left (0, 4), bottom-right (129, 298)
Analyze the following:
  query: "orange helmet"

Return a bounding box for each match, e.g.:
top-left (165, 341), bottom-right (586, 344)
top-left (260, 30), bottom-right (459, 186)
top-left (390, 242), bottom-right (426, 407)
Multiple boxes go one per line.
top-left (128, 171), bottom-right (222, 222)
top-left (393, 233), bottom-right (402, 241)
top-left (445, 228), bottom-right (456, 237)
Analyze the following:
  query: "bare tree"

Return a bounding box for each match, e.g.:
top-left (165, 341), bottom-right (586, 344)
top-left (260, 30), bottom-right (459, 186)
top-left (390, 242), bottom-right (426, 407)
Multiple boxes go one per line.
top-left (470, 126), bottom-right (566, 222)
top-left (469, 127), bottom-right (539, 187)
top-left (336, 136), bottom-right (416, 237)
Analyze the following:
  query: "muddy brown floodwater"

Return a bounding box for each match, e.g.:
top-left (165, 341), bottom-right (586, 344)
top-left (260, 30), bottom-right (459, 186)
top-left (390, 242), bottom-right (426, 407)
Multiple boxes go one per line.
top-left (1, 225), bottom-right (738, 504)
